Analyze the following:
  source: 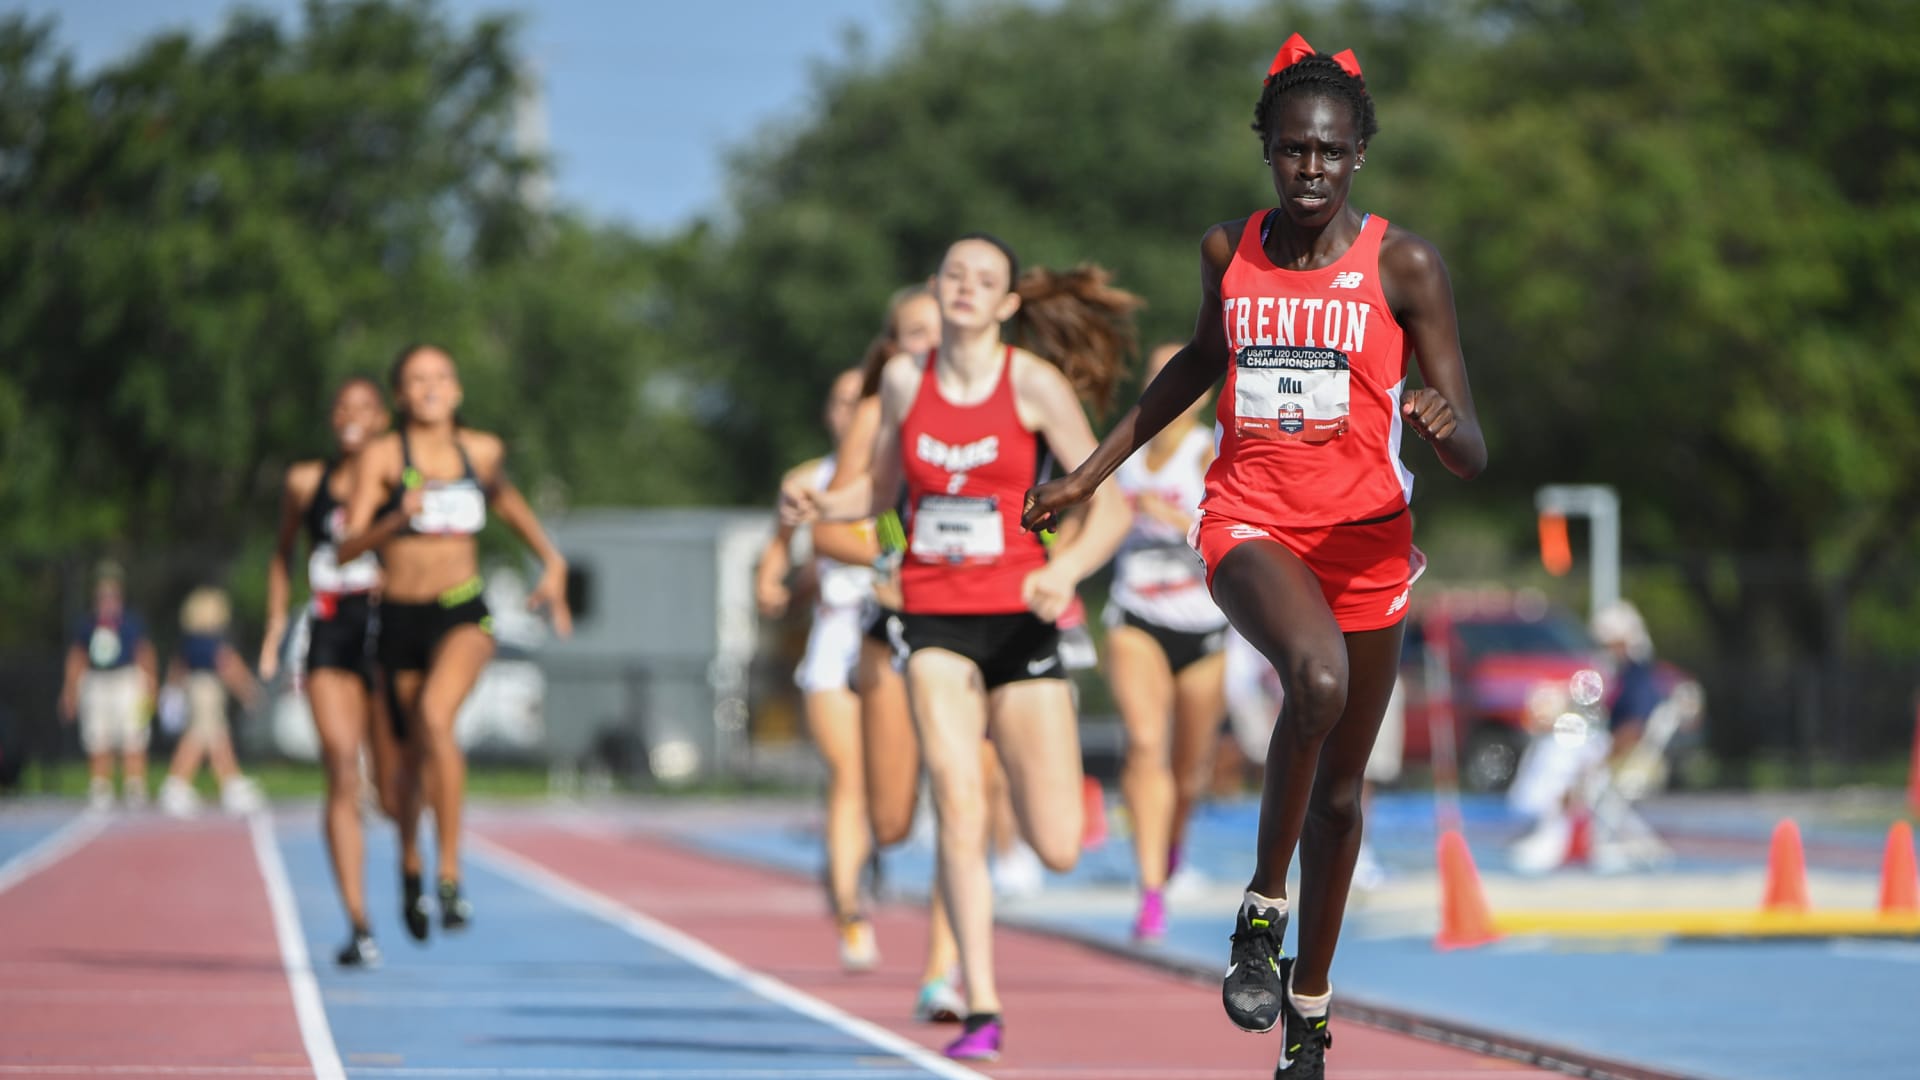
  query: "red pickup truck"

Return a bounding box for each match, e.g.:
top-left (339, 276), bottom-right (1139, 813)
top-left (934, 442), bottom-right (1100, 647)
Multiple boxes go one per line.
top-left (1397, 591), bottom-right (1699, 792)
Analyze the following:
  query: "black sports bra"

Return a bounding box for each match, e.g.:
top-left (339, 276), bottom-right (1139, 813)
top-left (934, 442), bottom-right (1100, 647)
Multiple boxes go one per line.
top-left (306, 458), bottom-right (382, 593)
top-left (305, 458), bottom-right (347, 547)
top-left (379, 430), bottom-right (488, 536)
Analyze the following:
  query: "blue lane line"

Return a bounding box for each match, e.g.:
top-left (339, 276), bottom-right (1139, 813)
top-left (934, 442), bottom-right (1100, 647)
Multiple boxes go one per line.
top-left (274, 814), bottom-right (944, 1078)
top-left (0, 817), bottom-right (69, 868)
top-left (683, 795), bottom-right (1919, 1080)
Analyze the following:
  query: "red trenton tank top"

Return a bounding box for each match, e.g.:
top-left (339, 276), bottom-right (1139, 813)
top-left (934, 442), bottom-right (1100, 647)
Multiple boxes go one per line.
top-left (1204, 211), bottom-right (1414, 527)
top-left (899, 347), bottom-right (1049, 615)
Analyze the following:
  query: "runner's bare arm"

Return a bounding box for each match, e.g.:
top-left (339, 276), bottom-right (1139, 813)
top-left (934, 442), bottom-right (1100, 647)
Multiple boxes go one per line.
top-left (1023, 224), bottom-right (1237, 530)
top-left (260, 461), bottom-right (321, 680)
top-left (814, 401), bottom-right (887, 563)
top-left (1016, 355), bottom-right (1131, 584)
top-left (336, 436), bottom-right (413, 565)
top-left (757, 461), bottom-right (816, 617)
top-left (482, 437), bottom-right (573, 638)
top-left (1381, 228), bottom-right (1486, 479)
top-left (789, 358), bottom-right (913, 524)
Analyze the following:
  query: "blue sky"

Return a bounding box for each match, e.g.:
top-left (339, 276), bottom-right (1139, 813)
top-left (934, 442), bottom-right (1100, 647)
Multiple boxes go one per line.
top-left (8, 0), bottom-right (910, 233)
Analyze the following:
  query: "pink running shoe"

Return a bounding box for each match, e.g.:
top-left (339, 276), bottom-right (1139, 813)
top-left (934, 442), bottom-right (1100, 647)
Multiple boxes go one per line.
top-left (1133, 888), bottom-right (1168, 943)
top-left (944, 1015), bottom-right (1003, 1061)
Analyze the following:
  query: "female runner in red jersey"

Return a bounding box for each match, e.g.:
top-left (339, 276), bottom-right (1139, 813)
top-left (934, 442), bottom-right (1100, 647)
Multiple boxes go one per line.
top-left (789, 235), bottom-right (1138, 1060)
top-left (1024, 37), bottom-right (1485, 1079)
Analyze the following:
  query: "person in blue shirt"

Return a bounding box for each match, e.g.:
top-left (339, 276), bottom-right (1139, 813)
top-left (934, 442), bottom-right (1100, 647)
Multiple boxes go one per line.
top-left (59, 563), bottom-right (159, 811)
top-left (1593, 600), bottom-right (1662, 766)
top-left (156, 586), bottom-right (263, 817)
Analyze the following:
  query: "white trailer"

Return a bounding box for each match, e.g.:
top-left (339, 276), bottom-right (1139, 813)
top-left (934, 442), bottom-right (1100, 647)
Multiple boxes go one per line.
top-left (538, 508), bottom-right (771, 787)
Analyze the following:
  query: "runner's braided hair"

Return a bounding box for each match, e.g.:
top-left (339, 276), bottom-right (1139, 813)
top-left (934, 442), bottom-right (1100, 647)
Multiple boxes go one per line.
top-left (1252, 52), bottom-right (1378, 152)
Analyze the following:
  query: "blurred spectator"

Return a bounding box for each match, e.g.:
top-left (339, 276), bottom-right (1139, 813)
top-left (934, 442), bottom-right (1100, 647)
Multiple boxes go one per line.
top-left (59, 562), bottom-right (158, 811)
top-left (156, 586), bottom-right (265, 817)
top-left (1593, 600), bottom-right (1660, 765)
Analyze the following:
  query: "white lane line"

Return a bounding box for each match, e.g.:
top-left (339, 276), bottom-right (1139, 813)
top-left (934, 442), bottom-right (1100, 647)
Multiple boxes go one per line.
top-left (469, 833), bottom-right (990, 1080)
top-left (0, 812), bottom-right (109, 897)
top-left (1830, 938), bottom-right (1920, 963)
top-left (0, 1060), bottom-right (1536, 1068)
top-left (248, 813), bottom-right (347, 1080)
top-left (0, 1060), bottom-right (936, 1068)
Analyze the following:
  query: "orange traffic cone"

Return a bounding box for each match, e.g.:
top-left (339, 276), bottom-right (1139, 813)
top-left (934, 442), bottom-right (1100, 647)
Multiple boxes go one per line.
top-left (1762, 819), bottom-right (1810, 913)
top-left (1879, 821), bottom-right (1918, 915)
top-left (1080, 776), bottom-right (1108, 851)
top-left (1435, 828), bottom-right (1501, 950)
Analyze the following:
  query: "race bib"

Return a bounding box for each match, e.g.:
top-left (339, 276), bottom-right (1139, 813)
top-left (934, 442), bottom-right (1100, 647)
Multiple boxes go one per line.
top-left (308, 543), bottom-right (381, 595)
top-left (412, 484), bottom-right (487, 535)
top-left (909, 495), bottom-right (1004, 565)
top-left (1119, 542), bottom-right (1206, 596)
top-left (1234, 345), bottom-right (1350, 442)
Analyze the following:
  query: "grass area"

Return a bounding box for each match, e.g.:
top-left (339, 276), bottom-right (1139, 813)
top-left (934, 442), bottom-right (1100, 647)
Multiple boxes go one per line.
top-left (6, 758), bottom-right (816, 802)
top-left (1690, 752), bottom-right (1914, 793)
top-left (12, 759), bottom-right (553, 800)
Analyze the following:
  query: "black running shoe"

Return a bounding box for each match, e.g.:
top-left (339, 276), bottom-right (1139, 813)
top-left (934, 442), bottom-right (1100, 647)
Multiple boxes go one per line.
top-left (402, 872), bottom-right (431, 942)
top-left (335, 930), bottom-right (382, 969)
top-left (1222, 896), bottom-right (1288, 1032)
top-left (438, 878), bottom-right (472, 932)
top-left (1273, 958), bottom-right (1331, 1078)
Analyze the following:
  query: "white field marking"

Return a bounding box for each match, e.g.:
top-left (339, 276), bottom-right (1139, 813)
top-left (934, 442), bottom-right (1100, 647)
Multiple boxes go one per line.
top-left (468, 833), bottom-right (989, 1080)
top-left (0, 812), bottom-right (108, 897)
top-left (1830, 938), bottom-right (1920, 963)
top-left (248, 813), bottom-right (346, 1080)
top-left (0, 1060), bottom-right (936, 1068)
top-left (0, 1060), bottom-right (1536, 1068)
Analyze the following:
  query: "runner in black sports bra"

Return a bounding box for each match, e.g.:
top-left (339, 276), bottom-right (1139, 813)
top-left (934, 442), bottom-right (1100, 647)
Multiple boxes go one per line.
top-left (260, 375), bottom-right (418, 969)
top-left (338, 344), bottom-right (572, 943)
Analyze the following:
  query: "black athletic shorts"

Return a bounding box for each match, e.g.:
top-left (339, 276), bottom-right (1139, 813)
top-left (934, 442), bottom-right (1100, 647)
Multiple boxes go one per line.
top-left (1112, 607), bottom-right (1227, 676)
top-left (864, 605), bottom-right (899, 647)
top-left (895, 611), bottom-right (1065, 691)
top-left (307, 593), bottom-right (377, 685)
top-left (377, 581), bottom-right (492, 673)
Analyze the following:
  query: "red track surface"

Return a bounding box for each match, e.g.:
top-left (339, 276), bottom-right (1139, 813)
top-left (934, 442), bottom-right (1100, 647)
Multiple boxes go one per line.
top-left (480, 822), bottom-right (1560, 1079)
top-left (0, 818), bottom-right (308, 1076)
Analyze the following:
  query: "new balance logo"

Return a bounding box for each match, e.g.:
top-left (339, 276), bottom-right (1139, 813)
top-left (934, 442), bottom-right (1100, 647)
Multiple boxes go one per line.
top-left (1385, 588), bottom-right (1409, 618)
top-left (1329, 271), bottom-right (1365, 289)
top-left (1227, 523), bottom-right (1270, 541)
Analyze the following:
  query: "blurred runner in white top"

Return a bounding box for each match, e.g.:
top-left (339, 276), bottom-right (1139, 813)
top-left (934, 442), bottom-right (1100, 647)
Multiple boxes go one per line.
top-left (1100, 343), bottom-right (1231, 941)
top-left (755, 368), bottom-right (880, 972)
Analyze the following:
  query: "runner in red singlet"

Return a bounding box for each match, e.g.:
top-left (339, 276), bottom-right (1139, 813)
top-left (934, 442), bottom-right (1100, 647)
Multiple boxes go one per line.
top-left (787, 235), bottom-right (1140, 1061)
top-left (1024, 37), bottom-right (1486, 1079)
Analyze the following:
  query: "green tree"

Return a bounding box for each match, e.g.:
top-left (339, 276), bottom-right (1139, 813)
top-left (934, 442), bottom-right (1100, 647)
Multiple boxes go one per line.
top-left (670, 0), bottom-right (1457, 499)
top-left (673, 0), bottom-right (1920, 759)
top-left (1410, 0), bottom-right (1920, 759)
top-left (0, 0), bottom-right (685, 640)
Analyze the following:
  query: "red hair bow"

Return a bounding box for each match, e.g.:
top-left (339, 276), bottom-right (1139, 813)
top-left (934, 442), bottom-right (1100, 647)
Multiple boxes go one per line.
top-left (1266, 32), bottom-right (1362, 82)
